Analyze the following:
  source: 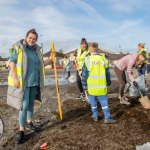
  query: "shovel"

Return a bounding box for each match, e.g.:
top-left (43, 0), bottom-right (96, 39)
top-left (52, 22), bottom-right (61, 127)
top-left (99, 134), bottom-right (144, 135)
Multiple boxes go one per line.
top-left (138, 88), bottom-right (150, 110)
top-left (84, 90), bottom-right (90, 104)
top-left (78, 72), bottom-right (90, 104)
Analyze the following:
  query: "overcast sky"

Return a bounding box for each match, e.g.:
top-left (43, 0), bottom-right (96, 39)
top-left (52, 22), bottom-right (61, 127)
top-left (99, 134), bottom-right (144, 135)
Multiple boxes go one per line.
top-left (0, 0), bottom-right (150, 57)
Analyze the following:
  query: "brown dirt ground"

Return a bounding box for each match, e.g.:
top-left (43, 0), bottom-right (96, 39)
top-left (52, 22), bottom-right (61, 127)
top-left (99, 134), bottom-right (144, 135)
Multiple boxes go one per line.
top-left (0, 80), bottom-right (150, 150)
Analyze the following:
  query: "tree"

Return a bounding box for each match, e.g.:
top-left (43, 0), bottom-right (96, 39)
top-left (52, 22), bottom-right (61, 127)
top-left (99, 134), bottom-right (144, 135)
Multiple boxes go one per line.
top-left (59, 49), bottom-right (63, 53)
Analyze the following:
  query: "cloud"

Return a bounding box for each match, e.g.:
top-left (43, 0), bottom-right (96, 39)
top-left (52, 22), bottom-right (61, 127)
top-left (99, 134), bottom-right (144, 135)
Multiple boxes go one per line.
top-left (0, 0), bottom-right (112, 56)
top-left (31, 6), bottom-right (77, 40)
top-left (0, 0), bottom-right (18, 5)
top-left (0, 0), bottom-right (79, 56)
top-left (106, 0), bottom-right (140, 12)
top-left (0, 0), bottom-right (150, 56)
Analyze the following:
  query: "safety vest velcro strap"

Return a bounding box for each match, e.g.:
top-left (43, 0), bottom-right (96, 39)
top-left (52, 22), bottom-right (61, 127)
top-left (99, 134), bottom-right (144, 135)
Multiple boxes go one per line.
top-left (88, 85), bottom-right (107, 89)
top-left (102, 106), bottom-right (108, 110)
top-left (89, 75), bottom-right (105, 79)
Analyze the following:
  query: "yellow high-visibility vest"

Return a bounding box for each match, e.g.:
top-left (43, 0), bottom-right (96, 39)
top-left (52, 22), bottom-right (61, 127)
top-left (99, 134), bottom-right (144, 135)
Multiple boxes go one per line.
top-left (77, 48), bottom-right (89, 70)
top-left (8, 44), bottom-right (23, 87)
top-left (8, 44), bottom-right (45, 88)
top-left (105, 58), bottom-right (109, 68)
top-left (138, 48), bottom-right (148, 59)
top-left (85, 54), bottom-right (108, 96)
top-left (63, 59), bottom-right (67, 67)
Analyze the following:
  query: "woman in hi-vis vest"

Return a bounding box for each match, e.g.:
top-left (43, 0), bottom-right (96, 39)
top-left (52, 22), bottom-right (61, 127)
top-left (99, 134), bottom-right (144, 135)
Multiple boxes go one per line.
top-left (137, 43), bottom-right (148, 76)
top-left (76, 38), bottom-right (89, 101)
top-left (7, 29), bottom-right (53, 144)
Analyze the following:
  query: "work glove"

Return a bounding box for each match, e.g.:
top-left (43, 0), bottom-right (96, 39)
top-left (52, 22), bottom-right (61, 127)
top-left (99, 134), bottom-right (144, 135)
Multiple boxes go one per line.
top-left (133, 81), bottom-right (138, 88)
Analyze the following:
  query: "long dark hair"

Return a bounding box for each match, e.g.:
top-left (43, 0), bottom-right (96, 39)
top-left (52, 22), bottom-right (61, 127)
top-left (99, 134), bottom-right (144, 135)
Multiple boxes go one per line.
top-left (80, 38), bottom-right (88, 49)
top-left (80, 38), bottom-right (88, 45)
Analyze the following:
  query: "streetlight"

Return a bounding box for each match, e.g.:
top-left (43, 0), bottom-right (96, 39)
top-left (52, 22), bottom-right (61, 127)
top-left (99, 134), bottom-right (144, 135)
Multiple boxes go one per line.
top-left (40, 34), bottom-right (43, 54)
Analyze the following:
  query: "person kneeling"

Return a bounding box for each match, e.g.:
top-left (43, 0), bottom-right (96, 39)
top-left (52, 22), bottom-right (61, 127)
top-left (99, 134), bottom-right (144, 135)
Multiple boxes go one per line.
top-left (82, 42), bottom-right (117, 123)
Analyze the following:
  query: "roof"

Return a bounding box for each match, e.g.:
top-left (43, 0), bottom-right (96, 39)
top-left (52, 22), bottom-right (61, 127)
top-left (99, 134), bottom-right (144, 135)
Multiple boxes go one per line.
top-left (0, 57), bottom-right (8, 61)
top-left (65, 49), bottom-right (78, 55)
top-left (43, 51), bottom-right (65, 58)
top-left (65, 48), bottom-right (126, 60)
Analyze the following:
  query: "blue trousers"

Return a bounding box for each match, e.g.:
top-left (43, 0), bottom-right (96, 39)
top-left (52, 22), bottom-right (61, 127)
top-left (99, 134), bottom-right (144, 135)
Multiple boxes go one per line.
top-left (138, 64), bottom-right (146, 76)
top-left (89, 95), bottom-right (111, 119)
top-left (19, 86), bottom-right (37, 127)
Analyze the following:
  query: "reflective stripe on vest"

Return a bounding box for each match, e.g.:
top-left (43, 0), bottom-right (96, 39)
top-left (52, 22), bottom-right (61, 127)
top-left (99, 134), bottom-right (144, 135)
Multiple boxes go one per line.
top-left (85, 54), bottom-right (107, 96)
top-left (77, 48), bottom-right (89, 70)
top-left (89, 75), bottom-right (106, 79)
top-left (63, 59), bottom-right (67, 68)
top-left (88, 85), bottom-right (107, 89)
top-left (8, 44), bottom-right (23, 87)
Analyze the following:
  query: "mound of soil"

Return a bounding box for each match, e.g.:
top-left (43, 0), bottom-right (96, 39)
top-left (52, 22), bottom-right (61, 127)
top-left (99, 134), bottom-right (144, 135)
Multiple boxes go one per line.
top-left (0, 81), bottom-right (150, 150)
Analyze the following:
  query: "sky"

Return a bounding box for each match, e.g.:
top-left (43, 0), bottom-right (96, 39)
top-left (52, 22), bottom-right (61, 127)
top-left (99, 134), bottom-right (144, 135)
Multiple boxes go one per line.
top-left (0, 0), bottom-right (150, 57)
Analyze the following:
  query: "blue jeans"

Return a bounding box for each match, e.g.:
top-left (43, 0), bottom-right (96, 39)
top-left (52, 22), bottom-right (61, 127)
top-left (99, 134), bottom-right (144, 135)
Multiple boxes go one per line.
top-left (138, 64), bottom-right (146, 76)
top-left (19, 86), bottom-right (37, 127)
top-left (89, 95), bottom-right (111, 119)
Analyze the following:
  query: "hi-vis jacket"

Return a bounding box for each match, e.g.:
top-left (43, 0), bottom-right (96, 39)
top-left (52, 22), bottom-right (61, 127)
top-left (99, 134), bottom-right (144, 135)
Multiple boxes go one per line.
top-left (7, 39), bottom-right (45, 109)
top-left (138, 48), bottom-right (148, 59)
top-left (81, 54), bottom-right (111, 96)
top-left (77, 48), bottom-right (89, 70)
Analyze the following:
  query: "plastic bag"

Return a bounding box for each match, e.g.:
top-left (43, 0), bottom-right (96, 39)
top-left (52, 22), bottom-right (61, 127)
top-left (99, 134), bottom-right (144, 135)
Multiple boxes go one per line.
top-left (125, 75), bottom-right (146, 97)
top-left (68, 75), bottom-right (77, 83)
top-left (136, 142), bottom-right (150, 150)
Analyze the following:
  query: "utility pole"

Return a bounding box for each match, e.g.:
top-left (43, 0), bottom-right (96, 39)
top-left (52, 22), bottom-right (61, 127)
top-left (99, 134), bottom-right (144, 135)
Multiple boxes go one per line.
top-left (119, 45), bottom-right (122, 52)
top-left (40, 34), bottom-right (43, 54)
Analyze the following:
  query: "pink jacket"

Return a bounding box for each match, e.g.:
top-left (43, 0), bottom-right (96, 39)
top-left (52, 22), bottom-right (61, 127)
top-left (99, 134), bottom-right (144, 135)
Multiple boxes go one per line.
top-left (115, 54), bottom-right (138, 81)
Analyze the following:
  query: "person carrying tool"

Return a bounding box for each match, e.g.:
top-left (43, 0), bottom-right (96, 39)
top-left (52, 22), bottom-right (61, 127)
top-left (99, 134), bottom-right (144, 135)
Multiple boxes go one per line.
top-left (137, 43), bottom-right (148, 76)
top-left (76, 38), bottom-right (89, 100)
top-left (81, 42), bottom-right (117, 123)
top-left (7, 29), bottom-right (53, 144)
top-left (63, 55), bottom-right (72, 79)
top-left (114, 53), bottom-right (147, 105)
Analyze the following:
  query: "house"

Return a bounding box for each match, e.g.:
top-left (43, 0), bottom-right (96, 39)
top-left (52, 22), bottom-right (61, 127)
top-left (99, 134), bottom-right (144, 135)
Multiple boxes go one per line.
top-left (65, 49), bottom-right (77, 62)
top-left (43, 50), bottom-right (65, 69)
top-left (0, 57), bottom-right (9, 69)
top-left (65, 48), bottom-right (126, 61)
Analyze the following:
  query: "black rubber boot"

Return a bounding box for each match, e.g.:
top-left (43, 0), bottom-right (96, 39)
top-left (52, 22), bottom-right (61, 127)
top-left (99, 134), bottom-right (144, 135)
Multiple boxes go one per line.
top-left (16, 131), bottom-right (25, 144)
